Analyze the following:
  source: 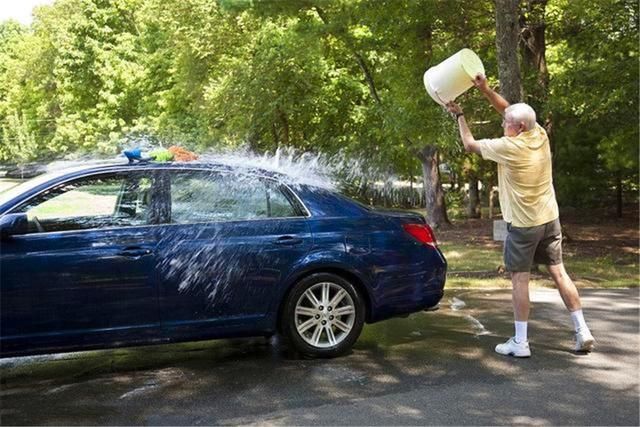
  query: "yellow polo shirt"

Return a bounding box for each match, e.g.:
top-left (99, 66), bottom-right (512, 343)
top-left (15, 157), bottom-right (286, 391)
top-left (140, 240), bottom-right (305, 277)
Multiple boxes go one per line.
top-left (477, 123), bottom-right (559, 227)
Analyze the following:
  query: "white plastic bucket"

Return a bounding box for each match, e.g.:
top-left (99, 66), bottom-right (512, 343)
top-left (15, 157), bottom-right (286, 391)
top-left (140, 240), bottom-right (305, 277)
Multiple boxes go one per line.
top-left (423, 48), bottom-right (485, 106)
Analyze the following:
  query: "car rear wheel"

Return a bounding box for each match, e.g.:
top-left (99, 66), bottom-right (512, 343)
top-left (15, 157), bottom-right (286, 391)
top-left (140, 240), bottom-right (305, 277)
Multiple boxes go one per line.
top-left (282, 273), bottom-right (365, 358)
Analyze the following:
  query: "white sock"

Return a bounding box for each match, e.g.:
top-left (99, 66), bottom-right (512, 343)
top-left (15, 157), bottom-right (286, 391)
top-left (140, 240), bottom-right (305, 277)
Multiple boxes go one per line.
top-left (515, 321), bottom-right (528, 343)
top-left (570, 309), bottom-right (588, 332)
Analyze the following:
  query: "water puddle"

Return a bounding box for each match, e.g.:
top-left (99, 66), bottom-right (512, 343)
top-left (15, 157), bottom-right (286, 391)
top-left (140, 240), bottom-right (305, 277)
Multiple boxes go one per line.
top-left (119, 383), bottom-right (159, 399)
top-left (449, 295), bottom-right (492, 337)
top-left (463, 314), bottom-right (491, 336)
top-left (449, 297), bottom-right (466, 311)
top-left (309, 364), bottom-right (368, 384)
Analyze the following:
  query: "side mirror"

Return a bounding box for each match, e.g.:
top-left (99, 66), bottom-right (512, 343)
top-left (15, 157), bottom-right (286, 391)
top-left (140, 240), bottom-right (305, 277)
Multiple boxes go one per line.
top-left (0, 213), bottom-right (29, 239)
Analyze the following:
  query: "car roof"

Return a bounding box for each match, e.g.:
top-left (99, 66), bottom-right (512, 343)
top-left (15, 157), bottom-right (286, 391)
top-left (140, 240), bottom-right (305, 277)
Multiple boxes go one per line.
top-left (0, 160), bottom-right (287, 208)
top-left (0, 159), bottom-right (371, 218)
top-left (46, 160), bottom-right (288, 179)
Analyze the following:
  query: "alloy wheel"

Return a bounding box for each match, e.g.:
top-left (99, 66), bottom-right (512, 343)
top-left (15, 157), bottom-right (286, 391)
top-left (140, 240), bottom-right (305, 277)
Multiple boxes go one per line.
top-left (294, 281), bottom-right (356, 348)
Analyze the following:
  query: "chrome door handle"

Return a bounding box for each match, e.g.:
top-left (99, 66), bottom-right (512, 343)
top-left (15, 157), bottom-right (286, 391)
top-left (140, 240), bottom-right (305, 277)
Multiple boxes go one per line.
top-left (118, 246), bottom-right (153, 257)
top-left (274, 236), bottom-right (303, 245)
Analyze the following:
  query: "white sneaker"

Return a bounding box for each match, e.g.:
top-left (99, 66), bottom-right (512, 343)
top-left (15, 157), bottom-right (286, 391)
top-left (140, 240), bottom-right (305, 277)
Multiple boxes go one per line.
top-left (495, 337), bottom-right (531, 358)
top-left (575, 329), bottom-right (595, 352)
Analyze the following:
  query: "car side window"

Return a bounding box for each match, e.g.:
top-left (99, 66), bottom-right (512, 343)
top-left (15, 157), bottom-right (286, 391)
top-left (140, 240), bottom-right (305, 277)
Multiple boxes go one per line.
top-left (169, 171), bottom-right (301, 224)
top-left (14, 173), bottom-right (154, 233)
top-left (266, 183), bottom-right (299, 218)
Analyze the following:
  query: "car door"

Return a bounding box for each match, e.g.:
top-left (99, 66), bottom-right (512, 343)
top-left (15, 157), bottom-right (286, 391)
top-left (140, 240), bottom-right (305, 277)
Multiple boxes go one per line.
top-left (0, 170), bottom-right (162, 356)
top-left (155, 169), bottom-right (312, 338)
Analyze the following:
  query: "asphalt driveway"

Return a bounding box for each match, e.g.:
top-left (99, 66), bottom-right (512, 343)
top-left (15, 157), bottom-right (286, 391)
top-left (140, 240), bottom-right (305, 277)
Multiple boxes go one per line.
top-left (1, 288), bottom-right (638, 426)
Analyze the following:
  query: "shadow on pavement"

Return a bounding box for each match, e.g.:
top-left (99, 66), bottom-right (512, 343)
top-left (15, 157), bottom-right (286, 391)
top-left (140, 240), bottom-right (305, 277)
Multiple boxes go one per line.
top-left (1, 289), bottom-right (638, 425)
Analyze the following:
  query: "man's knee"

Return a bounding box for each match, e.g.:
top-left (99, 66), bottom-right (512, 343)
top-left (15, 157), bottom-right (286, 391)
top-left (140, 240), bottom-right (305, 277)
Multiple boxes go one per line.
top-left (547, 263), bottom-right (567, 282)
top-left (511, 272), bottom-right (530, 288)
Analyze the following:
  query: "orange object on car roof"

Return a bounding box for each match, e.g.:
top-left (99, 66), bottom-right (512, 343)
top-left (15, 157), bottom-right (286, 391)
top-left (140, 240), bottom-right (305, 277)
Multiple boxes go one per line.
top-left (168, 145), bottom-right (198, 162)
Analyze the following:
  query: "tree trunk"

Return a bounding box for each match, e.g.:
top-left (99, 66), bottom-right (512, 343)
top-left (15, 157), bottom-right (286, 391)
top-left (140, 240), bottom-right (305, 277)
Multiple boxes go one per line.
top-left (456, 173), bottom-right (464, 192)
top-left (353, 52), bottom-right (382, 104)
top-left (417, 145), bottom-right (449, 229)
top-left (520, 1), bottom-right (549, 92)
top-left (616, 172), bottom-right (623, 218)
top-left (489, 188), bottom-right (494, 219)
top-left (487, 177), bottom-right (495, 219)
top-left (383, 180), bottom-right (392, 208)
top-left (277, 108), bottom-right (289, 145)
top-left (410, 175), bottom-right (415, 207)
top-left (495, 0), bottom-right (523, 103)
top-left (520, 0), bottom-right (553, 150)
top-left (467, 178), bottom-right (480, 218)
top-left (494, 0), bottom-right (522, 224)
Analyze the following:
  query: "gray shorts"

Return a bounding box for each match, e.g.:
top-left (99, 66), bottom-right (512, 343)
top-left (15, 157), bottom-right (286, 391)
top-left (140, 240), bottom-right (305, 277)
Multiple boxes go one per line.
top-left (504, 218), bottom-right (563, 272)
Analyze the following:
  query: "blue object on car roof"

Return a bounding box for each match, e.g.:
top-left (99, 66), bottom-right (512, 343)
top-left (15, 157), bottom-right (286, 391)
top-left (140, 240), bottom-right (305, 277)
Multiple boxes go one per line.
top-left (123, 147), bottom-right (143, 162)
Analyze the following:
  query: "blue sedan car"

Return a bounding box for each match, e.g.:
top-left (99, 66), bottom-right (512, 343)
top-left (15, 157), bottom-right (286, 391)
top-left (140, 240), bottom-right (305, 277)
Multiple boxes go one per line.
top-left (0, 162), bottom-right (446, 358)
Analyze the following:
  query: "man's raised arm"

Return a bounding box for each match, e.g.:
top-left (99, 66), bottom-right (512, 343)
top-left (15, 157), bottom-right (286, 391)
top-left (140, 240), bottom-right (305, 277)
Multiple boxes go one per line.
top-left (474, 74), bottom-right (510, 116)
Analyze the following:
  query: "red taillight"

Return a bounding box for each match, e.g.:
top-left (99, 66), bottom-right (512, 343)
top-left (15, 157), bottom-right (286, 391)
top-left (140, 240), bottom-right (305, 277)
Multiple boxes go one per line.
top-left (402, 223), bottom-right (437, 247)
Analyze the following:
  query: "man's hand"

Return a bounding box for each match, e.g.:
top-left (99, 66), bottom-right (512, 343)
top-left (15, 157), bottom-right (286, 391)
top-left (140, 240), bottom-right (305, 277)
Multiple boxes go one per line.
top-left (445, 101), bottom-right (463, 117)
top-left (473, 73), bottom-right (509, 115)
top-left (473, 73), bottom-right (489, 93)
top-left (446, 101), bottom-right (481, 155)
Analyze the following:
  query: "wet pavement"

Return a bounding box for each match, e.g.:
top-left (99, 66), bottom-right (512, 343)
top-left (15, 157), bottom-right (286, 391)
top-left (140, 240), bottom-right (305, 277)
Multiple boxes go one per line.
top-left (1, 288), bottom-right (638, 426)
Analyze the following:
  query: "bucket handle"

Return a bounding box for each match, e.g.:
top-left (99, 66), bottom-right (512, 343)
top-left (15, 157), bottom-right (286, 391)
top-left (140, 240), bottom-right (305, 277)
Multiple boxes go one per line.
top-left (433, 89), bottom-right (448, 107)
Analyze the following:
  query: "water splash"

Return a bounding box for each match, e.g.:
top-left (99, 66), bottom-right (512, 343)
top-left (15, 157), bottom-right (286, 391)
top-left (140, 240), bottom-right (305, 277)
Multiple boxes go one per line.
top-left (11, 143), bottom-right (424, 210)
top-left (197, 146), bottom-right (373, 191)
top-left (150, 146), bottom-right (422, 305)
top-left (463, 314), bottom-right (491, 337)
top-left (449, 297), bottom-right (467, 311)
top-left (6, 144), bottom-right (428, 308)
top-left (197, 146), bottom-right (427, 209)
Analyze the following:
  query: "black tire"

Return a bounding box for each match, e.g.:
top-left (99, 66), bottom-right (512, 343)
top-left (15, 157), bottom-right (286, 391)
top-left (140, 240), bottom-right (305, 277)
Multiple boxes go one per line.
top-left (281, 273), bottom-right (365, 358)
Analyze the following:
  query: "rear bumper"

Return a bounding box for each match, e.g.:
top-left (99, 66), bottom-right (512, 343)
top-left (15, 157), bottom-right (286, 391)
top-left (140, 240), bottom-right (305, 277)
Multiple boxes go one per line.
top-left (367, 247), bottom-right (447, 323)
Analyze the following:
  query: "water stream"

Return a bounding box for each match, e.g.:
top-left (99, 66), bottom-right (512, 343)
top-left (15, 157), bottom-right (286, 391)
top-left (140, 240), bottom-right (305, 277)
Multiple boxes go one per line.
top-left (1, 146), bottom-right (427, 306)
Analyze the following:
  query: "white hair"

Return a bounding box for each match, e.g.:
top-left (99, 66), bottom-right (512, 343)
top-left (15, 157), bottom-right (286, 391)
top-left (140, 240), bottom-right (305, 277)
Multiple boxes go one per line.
top-left (505, 103), bottom-right (537, 131)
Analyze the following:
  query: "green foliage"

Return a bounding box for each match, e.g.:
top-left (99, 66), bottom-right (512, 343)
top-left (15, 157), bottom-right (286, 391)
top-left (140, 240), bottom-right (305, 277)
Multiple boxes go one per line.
top-left (1, 111), bottom-right (39, 163)
top-left (444, 188), bottom-right (466, 220)
top-left (0, 0), bottom-right (637, 211)
top-left (548, 0), bottom-right (639, 206)
top-left (0, 0), bottom-right (147, 158)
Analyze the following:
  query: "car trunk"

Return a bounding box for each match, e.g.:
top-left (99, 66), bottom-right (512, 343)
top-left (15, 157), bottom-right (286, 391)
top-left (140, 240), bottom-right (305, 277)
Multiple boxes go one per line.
top-left (370, 208), bottom-right (427, 225)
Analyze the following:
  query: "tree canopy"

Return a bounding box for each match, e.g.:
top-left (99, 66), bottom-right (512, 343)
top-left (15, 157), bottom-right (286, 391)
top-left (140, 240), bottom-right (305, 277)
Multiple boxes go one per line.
top-left (0, 0), bottom-right (637, 212)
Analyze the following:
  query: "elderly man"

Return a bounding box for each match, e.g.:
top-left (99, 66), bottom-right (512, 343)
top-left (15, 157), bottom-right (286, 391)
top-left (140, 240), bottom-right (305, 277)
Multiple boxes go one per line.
top-left (446, 74), bottom-right (595, 357)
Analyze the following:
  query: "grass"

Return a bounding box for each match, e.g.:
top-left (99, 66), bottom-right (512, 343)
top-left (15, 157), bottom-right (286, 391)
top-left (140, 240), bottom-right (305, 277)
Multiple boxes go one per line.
top-left (29, 190), bottom-right (117, 218)
top-left (439, 241), bottom-right (503, 272)
top-left (439, 241), bottom-right (639, 289)
top-left (0, 179), bottom-right (23, 193)
top-left (402, 206), bottom-right (638, 288)
top-left (561, 253), bottom-right (638, 288)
